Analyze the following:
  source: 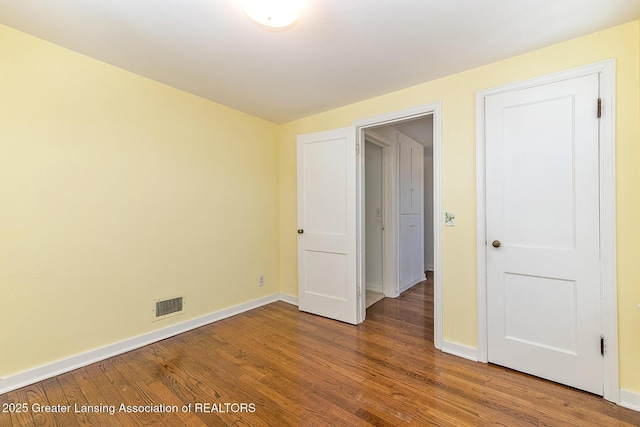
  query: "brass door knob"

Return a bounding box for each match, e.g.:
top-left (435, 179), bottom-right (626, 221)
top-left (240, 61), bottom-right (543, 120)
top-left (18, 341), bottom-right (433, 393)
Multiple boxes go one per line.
top-left (297, 229), bottom-right (304, 234)
top-left (492, 240), bottom-right (501, 248)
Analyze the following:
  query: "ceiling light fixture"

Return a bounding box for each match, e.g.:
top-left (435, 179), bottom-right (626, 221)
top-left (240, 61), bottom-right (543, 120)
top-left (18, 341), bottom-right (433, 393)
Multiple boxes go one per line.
top-left (242, 0), bottom-right (306, 29)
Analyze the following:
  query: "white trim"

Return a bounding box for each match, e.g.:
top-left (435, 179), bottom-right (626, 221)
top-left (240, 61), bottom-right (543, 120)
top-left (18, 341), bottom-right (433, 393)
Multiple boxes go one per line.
top-left (442, 341), bottom-right (479, 362)
top-left (399, 278), bottom-right (423, 294)
top-left (279, 293), bottom-right (299, 306)
top-left (620, 389), bottom-right (640, 412)
top-left (354, 104), bottom-right (439, 128)
top-left (354, 102), bottom-right (444, 350)
top-left (364, 129), bottom-right (398, 299)
top-left (597, 60), bottom-right (619, 403)
top-left (356, 125), bottom-right (366, 323)
top-left (361, 137), bottom-right (387, 302)
top-left (476, 89), bottom-right (488, 363)
top-left (432, 103), bottom-right (444, 351)
top-left (475, 60), bottom-right (618, 402)
top-left (0, 293), bottom-right (282, 395)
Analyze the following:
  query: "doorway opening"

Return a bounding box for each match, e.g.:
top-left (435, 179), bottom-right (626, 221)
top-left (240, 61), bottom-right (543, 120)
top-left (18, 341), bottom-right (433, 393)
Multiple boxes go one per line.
top-left (363, 117), bottom-right (434, 309)
top-left (354, 102), bottom-right (442, 349)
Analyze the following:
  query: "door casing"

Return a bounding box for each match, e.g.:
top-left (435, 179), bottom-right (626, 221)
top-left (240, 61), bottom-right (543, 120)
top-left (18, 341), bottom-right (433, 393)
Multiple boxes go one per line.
top-left (475, 60), bottom-right (618, 402)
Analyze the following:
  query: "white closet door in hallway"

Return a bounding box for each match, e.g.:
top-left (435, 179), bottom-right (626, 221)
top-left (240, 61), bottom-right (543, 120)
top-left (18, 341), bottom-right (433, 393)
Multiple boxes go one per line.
top-left (398, 132), bottom-right (424, 290)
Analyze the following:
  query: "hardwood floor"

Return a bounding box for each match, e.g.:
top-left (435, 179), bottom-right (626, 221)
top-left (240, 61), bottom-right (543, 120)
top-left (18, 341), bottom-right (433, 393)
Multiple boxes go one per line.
top-left (2, 280), bottom-right (640, 426)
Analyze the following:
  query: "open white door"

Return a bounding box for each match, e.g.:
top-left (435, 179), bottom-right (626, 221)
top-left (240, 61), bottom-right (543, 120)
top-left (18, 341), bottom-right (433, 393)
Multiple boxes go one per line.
top-left (297, 127), bottom-right (359, 324)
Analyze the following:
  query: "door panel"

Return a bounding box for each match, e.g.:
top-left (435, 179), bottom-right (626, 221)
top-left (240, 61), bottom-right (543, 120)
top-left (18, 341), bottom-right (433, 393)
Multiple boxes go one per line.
top-left (503, 274), bottom-right (578, 354)
top-left (399, 138), bottom-right (413, 215)
top-left (399, 214), bottom-right (424, 289)
top-left (411, 142), bottom-right (424, 215)
top-left (486, 73), bottom-right (602, 394)
top-left (297, 127), bottom-right (358, 324)
top-left (302, 138), bottom-right (348, 235)
top-left (502, 97), bottom-right (576, 250)
top-left (399, 215), bottom-right (413, 287)
top-left (411, 214), bottom-right (424, 282)
top-left (399, 132), bottom-right (424, 290)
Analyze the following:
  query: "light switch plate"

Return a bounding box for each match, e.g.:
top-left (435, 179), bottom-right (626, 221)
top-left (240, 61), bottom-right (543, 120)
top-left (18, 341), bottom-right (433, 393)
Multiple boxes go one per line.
top-left (445, 212), bottom-right (455, 227)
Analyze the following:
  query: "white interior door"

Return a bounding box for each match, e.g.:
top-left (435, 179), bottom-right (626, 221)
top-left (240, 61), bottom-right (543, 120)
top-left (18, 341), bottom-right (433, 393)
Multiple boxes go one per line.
top-left (399, 138), bottom-right (413, 215)
top-left (398, 133), bottom-right (424, 290)
top-left (485, 73), bottom-right (602, 394)
top-left (297, 127), bottom-right (358, 324)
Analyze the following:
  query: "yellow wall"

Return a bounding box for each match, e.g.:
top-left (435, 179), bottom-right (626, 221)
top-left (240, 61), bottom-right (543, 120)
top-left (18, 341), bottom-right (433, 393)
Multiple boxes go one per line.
top-left (0, 25), bottom-right (280, 378)
top-left (278, 21), bottom-right (640, 392)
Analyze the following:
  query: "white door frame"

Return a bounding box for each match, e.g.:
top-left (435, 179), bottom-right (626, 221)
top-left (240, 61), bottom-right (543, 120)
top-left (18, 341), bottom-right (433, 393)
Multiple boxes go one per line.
top-left (475, 60), bottom-right (618, 402)
top-left (363, 131), bottom-right (395, 300)
top-left (354, 102), bottom-right (443, 349)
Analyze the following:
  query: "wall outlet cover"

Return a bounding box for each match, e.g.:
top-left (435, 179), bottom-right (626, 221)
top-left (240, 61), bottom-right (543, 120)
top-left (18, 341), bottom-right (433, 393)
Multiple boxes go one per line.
top-left (445, 212), bottom-right (455, 226)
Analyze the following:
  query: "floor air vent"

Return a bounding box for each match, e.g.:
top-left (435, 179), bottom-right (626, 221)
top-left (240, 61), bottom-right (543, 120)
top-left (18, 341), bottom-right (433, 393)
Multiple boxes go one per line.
top-left (154, 296), bottom-right (184, 320)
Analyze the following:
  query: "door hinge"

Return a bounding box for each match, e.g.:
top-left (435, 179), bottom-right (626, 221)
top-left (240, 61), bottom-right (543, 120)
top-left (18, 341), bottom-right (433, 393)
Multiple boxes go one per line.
top-left (356, 142), bottom-right (360, 155)
top-left (597, 98), bottom-right (602, 118)
top-left (356, 287), bottom-right (361, 298)
top-left (600, 335), bottom-right (605, 356)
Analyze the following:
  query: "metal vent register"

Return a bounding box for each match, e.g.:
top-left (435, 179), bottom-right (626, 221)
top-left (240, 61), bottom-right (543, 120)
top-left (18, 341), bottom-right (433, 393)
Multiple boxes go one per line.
top-left (155, 296), bottom-right (184, 319)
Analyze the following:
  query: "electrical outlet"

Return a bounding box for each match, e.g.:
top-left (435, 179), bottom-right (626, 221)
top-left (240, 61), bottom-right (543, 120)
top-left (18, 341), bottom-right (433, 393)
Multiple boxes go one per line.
top-left (258, 275), bottom-right (265, 287)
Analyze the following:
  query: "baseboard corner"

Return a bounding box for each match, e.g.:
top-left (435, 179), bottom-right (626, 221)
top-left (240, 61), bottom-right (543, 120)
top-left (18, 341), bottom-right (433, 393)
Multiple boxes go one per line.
top-left (442, 340), bottom-right (478, 362)
top-left (279, 293), bottom-right (298, 306)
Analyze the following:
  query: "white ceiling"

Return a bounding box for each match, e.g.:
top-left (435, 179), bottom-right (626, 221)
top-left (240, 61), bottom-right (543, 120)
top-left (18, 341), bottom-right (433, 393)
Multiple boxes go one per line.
top-left (1, 0), bottom-right (639, 124)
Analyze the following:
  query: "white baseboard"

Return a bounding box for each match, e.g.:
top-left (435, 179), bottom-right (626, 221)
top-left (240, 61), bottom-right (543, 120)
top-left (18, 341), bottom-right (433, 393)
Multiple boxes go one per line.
top-left (399, 278), bottom-right (423, 294)
top-left (620, 389), bottom-right (640, 412)
top-left (442, 340), bottom-right (478, 362)
top-left (279, 293), bottom-right (298, 306)
top-left (366, 284), bottom-right (383, 293)
top-left (0, 293), bottom-right (282, 395)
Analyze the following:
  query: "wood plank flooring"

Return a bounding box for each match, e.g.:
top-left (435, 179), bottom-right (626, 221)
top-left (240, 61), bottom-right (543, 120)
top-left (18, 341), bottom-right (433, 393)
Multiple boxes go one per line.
top-left (2, 279), bottom-right (640, 426)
